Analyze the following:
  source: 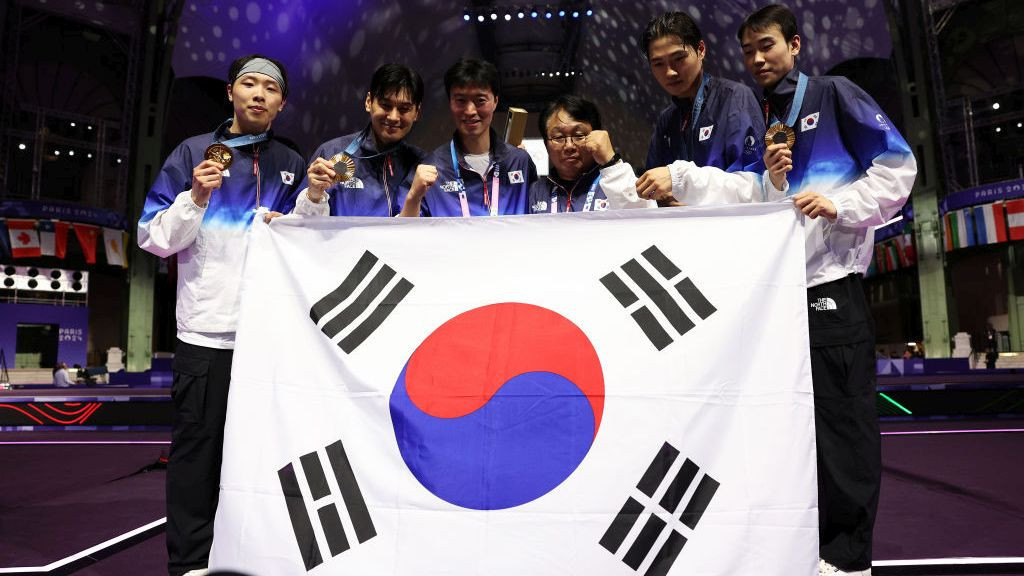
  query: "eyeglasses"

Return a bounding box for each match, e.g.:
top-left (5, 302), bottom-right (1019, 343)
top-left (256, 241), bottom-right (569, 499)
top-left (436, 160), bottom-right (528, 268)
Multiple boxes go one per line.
top-left (546, 133), bottom-right (589, 146)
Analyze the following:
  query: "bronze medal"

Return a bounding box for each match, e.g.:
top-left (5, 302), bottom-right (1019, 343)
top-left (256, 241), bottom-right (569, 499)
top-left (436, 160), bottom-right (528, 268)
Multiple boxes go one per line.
top-left (204, 143), bottom-right (234, 169)
top-left (329, 153), bottom-right (356, 183)
top-left (764, 124), bottom-right (796, 149)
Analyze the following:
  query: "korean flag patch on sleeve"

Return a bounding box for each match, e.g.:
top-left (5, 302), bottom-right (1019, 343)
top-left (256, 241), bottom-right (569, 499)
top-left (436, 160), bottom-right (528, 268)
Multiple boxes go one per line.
top-left (509, 170), bottom-right (525, 184)
top-left (281, 171), bottom-right (295, 184)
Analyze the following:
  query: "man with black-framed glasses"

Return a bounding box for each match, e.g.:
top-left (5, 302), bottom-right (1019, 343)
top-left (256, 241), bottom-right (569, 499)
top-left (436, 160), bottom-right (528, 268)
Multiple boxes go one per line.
top-left (528, 95), bottom-right (653, 214)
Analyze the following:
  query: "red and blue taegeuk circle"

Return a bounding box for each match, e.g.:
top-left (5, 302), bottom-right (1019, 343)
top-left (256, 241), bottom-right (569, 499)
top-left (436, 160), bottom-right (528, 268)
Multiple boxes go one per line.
top-left (390, 303), bottom-right (604, 510)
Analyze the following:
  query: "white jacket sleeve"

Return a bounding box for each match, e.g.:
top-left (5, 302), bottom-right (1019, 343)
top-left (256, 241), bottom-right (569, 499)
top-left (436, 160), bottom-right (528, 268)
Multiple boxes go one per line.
top-left (291, 188), bottom-right (331, 216)
top-left (600, 161), bottom-right (656, 210)
top-left (830, 150), bottom-right (917, 228)
top-left (137, 190), bottom-right (207, 258)
top-left (667, 160), bottom-right (771, 205)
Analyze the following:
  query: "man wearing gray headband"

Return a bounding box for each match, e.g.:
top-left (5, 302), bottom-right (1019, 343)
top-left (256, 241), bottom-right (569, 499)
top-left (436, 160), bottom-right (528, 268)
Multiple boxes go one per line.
top-left (138, 53), bottom-right (304, 576)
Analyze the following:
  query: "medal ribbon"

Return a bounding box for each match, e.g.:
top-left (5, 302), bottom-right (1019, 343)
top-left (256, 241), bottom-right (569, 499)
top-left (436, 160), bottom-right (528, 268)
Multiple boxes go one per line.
top-left (764, 72), bottom-right (808, 128)
top-left (450, 140), bottom-right (501, 218)
top-left (687, 72), bottom-right (712, 151)
top-left (215, 119), bottom-right (271, 149)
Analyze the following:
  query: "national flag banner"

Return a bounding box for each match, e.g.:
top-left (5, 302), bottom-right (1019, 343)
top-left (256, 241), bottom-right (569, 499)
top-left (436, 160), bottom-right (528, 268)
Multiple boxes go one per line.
top-left (38, 220), bottom-right (56, 256)
top-left (7, 219), bottom-right (41, 258)
top-left (901, 233), bottom-right (916, 264)
top-left (54, 221), bottom-right (70, 259)
top-left (985, 202), bottom-right (1009, 244)
top-left (1007, 198), bottom-right (1024, 241)
top-left (956, 209), bottom-right (969, 248)
top-left (73, 223), bottom-right (99, 264)
top-left (103, 227), bottom-right (126, 267)
top-left (963, 207), bottom-right (976, 247)
top-left (0, 219), bottom-right (12, 259)
top-left (211, 204), bottom-right (817, 575)
top-left (972, 206), bottom-right (988, 245)
top-left (943, 212), bottom-right (954, 252)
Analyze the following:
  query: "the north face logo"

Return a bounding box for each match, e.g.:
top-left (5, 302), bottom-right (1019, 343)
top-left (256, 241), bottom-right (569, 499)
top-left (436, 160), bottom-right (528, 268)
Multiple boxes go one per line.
top-left (440, 181), bottom-right (461, 193)
top-left (810, 297), bottom-right (837, 311)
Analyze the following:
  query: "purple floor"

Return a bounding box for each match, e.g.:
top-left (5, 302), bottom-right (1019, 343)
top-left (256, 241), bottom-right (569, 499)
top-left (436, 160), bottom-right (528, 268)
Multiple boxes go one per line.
top-left (1, 421), bottom-right (1021, 575)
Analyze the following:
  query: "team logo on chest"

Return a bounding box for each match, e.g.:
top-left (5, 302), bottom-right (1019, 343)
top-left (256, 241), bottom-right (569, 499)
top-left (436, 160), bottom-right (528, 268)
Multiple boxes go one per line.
top-left (698, 125), bottom-right (715, 141)
top-left (440, 180), bottom-right (461, 193)
top-left (800, 112), bottom-right (820, 132)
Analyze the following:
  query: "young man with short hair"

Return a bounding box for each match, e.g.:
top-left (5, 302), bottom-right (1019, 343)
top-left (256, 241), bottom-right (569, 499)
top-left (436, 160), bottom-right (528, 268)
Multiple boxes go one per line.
top-left (138, 54), bottom-right (304, 576)
top-left (297, 63), bottom-right (426, 216)
top-left (648, 6), bottom-right (917, 575)
top-left (634, 11), bottom-right (766, 204)
top-left (400, 58), bottom-right (535, 217)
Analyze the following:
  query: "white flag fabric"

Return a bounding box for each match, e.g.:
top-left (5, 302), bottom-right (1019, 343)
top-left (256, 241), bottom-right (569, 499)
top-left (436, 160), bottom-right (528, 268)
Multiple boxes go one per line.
top-left (211, 204), bottom-right (817, 576)
top-left (103, 227), bottom-right (125, 267)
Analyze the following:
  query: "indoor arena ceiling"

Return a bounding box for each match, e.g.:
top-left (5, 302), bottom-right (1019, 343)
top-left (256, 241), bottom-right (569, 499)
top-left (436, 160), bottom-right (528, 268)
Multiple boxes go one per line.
top-left (15, 0), bottom-right (897, 157)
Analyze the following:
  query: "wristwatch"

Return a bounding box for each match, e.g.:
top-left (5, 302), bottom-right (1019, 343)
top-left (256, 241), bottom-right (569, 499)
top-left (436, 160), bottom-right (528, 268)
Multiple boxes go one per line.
top-left (598, 152), bottom-right (622, 170)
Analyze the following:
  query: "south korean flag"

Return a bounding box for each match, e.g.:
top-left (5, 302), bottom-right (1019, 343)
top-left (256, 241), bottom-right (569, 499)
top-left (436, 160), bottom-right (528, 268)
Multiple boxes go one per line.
top-left (211, 206), bottom-right (817, 575)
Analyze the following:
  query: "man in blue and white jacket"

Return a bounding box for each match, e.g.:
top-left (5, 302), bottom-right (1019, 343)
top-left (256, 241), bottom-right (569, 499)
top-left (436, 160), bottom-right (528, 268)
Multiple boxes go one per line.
top-left (297, 63), bottom-right (426, 217)
top-left (400, 58), bottom-right (536, 217)
top-left (635, 11), bottom-right (766, 205)
top-left (138, 54), bottom-right (305, 576)
top-left (636, 6), bottom-right (917, 575)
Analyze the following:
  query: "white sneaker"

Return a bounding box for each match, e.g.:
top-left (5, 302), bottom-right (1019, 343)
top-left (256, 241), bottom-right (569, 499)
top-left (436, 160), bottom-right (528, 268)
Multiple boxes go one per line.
top-left (819, 559), bottom-right (871, 576)
top-left (182, 569), bottom-right (209, 576)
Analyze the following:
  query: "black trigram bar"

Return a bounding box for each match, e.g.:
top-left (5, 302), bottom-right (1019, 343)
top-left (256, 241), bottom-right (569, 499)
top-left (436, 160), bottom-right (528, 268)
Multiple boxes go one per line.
top-left (600, 245), bottom-right (715, 350)
top-left (680, 474), bottom-right (720, 530)
top-left (599, 497), bottom-right (645, 554)
top-left (278, 463), bottom-right (323, 570)
top-left (599, 441), bottom-right (720, 575)
top-left (326, 440), bottom-right (376, 543)
top-left (310, 251), bottom-right (378, 323)
top-left (279, 441), bottom-right (377, 571)
top-left (317, 503), bottom-right (351, 556)
top-left (637, 442), bottom-right (679, 497)
top-left (310, 251), bottom-right (413, 354)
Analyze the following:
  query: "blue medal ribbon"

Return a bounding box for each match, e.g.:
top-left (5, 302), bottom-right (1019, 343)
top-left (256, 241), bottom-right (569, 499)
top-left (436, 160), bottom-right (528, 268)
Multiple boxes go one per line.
top-left (769, 72), bottom-right (808, 128)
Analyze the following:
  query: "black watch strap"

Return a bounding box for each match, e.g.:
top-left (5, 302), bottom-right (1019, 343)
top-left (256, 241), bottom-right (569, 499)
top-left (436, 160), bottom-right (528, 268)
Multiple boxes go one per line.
top-left (598, 152), bottom-right (622, 170)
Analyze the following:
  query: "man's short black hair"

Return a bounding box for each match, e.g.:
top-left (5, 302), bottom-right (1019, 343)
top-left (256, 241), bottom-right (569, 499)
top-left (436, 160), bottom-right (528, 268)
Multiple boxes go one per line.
top-left (228, 54), bottom-right (289, 98)
top-left (444, 58), bottom-right (500, 99)
top-left (737, 4), bottom-right (798, 42)
top-left (641, 12), bottom-right (703, 60)
top-left (538, 95), bottom-right (602, 137)
top-left (370, 63), bottom-right (424, 106)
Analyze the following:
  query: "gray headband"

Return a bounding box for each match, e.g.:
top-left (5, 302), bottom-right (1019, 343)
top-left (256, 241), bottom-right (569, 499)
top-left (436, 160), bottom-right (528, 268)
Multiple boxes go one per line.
top-left (234, 58), bottom-right (286, 93)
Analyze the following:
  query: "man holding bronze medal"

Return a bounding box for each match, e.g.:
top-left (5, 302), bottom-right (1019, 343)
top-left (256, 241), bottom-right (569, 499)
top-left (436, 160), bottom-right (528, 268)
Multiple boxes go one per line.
top-left (296, 63), bottom-right (426, 217)
top-left (138, 54), bottom-right (303, 576)
top-left (629, 6), bottom-right (917, 574)
top-left (634, 11), bottom-right (765, 205)
top-left (400, 58), bottom-right (536, 217)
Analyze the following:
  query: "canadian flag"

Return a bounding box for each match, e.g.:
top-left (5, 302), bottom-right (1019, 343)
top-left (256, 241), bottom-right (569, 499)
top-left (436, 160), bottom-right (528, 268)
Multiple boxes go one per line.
top-left (7, 219), bottom-right (41, 258)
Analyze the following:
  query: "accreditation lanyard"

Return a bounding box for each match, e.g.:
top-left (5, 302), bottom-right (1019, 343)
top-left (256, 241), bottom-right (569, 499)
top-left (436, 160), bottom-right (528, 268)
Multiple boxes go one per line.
top-left (550, 174), bottom-right (601, 213)
top-left (763, 72), bottom-right (808, 129)
top-left (345, 128), bottom-right (398, 216)
top-left (450, 140), bottom-right (500, 217)
top-left (683, 72), bottom-right (712, 154)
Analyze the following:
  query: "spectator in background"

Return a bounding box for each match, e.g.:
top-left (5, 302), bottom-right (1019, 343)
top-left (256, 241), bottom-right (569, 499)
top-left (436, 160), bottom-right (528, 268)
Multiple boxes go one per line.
top-left (52, 362), bottom-right (73, 388)
top-left (985, 325), bottom-right (998, 369)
